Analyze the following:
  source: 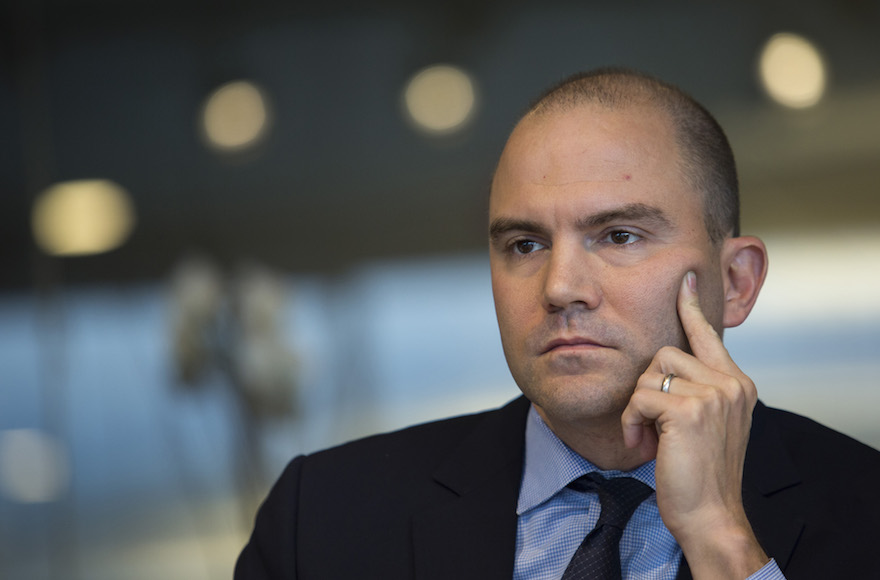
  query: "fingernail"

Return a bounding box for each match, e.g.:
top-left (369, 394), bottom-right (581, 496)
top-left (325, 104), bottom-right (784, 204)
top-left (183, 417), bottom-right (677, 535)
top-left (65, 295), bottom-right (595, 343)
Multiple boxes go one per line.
top-left (685, 271), bottom-right (697, 293)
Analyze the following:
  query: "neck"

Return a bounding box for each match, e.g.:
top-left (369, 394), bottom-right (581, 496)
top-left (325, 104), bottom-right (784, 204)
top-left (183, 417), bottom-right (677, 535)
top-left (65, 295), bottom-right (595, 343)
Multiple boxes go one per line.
top-left (534, 405), bottom-right (650, 471)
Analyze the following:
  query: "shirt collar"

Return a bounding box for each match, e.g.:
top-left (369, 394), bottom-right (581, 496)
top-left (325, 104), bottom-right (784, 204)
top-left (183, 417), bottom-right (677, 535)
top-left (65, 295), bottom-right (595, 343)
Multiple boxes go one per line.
top-left (517, 405), bottom-right (657, 515)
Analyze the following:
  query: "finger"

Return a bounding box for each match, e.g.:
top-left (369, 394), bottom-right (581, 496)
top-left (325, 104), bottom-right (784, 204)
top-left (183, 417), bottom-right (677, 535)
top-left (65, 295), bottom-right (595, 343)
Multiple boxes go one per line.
top-left (629, 423), bottom-right (659, 462)
top-left (642, 346), bottom-right (704, 383)
top-left (623, 378), bottom-right (739, 450)
top-left (639, 354), bottom-right (757, 410)
top-left (620, 411), bottom-right (658, 456)
top-left (642, 346), bottom-right (741, 393)
top-left (635, 371), bottom-right (704, 398)
top-left (677, 271), bottom-right (734, 370)
top-left (621, 387), bottom-right (672, 448)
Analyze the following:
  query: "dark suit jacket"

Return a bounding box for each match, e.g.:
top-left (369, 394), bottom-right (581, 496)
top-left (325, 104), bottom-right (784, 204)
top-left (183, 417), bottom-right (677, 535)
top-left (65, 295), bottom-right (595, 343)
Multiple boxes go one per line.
top-left (235, 397), bottom-right (880, 579)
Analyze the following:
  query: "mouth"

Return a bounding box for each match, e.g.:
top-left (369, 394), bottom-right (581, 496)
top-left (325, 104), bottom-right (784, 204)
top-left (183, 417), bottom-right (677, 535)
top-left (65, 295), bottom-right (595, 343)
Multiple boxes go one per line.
top-left (541, 336), bottom-right (610, 354)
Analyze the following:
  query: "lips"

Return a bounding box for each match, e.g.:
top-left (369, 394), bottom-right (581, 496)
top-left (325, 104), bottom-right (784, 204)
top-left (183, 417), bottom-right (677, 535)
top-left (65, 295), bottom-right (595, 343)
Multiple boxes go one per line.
top-left (541, 336), bottom-right (609, 354)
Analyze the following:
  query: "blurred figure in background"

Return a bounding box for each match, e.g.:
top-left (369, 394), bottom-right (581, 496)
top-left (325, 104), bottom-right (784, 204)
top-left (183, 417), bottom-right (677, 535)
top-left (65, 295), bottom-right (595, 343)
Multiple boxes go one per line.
top-left (170, 256), bottom-right (299, 517)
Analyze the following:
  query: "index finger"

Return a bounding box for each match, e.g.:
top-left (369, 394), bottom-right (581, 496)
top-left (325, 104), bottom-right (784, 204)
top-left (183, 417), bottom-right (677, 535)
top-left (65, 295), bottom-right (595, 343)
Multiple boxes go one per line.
top-left (677, 271), bottom-right (734, 370)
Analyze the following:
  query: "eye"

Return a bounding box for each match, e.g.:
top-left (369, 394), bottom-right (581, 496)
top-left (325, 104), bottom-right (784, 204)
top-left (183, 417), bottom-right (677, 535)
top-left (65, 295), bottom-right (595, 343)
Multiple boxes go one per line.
top-left (511, 239), bottom-right (546, 255)
top-left (606, 230), bottom-right (641, 245)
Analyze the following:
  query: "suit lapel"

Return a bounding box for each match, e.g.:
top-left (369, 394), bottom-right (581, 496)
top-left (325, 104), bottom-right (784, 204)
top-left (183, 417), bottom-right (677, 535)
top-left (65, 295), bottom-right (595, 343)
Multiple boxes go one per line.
top-left (408, 399), bottom-right (806, 579)
top-left (412, 397), bottom-right (530, 580)
top-left (740, 402), bottom-right (805, 570)
top-left (675, 401), bottom-right (805, 580)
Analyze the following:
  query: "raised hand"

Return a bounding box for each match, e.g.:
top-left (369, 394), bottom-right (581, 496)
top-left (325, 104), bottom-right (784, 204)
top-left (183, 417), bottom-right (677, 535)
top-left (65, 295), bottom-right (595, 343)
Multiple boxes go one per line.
top-left (620, 271), bottom-right (769, 579)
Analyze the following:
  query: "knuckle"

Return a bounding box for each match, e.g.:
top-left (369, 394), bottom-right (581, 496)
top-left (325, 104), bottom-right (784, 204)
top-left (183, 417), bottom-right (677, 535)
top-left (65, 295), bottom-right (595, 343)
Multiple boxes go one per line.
top-left (636, 373), bottom-right (659, 392)
top-left (742, 377), bottom-right (758, 401)
top-left (721, 374), bottom-right (757, 406)
top-left (679, 396), bottom-right (705, 423)
top-left (655, 345), bottom-right (682, 363)
top-left (629, 387), bottom-right (651, 405)
top-left (704, 386), bottom-right (727, 412)
top-left (721, 375), bottom-right (742, 395)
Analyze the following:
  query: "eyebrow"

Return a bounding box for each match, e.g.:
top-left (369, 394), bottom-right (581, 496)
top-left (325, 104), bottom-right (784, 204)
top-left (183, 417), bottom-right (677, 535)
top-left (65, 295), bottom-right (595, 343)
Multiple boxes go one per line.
top-left (489, 217), bottom-right (548, 242)
top-left (489, 202), bottom-right (672, 241)
top-left (577, 202), bottom-right (672, 230)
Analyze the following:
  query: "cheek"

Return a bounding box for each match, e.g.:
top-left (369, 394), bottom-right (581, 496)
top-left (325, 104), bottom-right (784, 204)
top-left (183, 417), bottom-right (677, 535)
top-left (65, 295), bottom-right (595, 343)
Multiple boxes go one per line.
top-left (491, 276), bottom-right (528, 336)
top-left (618, 287), bottom-right (682, 352)
top-left (492, 264), bottom-right (540, 309)
top-left (613, 262), bottom-right (682, 321)
top-left (609, 249), bottom-right (725, 341)
top-left (607, 254), bottom-right (701, 351)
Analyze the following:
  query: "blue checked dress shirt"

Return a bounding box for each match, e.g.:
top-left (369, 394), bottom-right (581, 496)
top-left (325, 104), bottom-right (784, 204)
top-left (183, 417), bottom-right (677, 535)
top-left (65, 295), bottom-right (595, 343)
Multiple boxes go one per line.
top-left (514, 406), bottom-right (785, 580)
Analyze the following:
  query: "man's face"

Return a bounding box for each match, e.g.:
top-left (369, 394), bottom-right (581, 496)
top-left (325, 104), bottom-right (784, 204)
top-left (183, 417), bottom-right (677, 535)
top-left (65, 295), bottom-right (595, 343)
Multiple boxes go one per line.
top-left (489, 104), bottom-right (726, 427)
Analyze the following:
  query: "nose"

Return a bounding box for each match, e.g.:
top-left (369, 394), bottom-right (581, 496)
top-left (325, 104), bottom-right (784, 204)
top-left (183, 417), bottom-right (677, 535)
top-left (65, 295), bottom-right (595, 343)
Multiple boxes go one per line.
top-left (542, 243), bottom-right (602, 313)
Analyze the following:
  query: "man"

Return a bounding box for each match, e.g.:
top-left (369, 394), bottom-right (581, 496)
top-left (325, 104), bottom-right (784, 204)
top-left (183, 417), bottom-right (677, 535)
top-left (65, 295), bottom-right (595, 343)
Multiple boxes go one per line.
top-left (235, 69), bottom-right (880, 579)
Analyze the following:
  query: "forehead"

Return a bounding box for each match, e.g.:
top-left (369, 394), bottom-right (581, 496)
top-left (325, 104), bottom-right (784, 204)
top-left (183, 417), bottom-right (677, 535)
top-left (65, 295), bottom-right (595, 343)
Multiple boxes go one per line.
top-left (490, 104), bottom-right (701, 223)
top-left (497, 104), bottom-right (680, 186)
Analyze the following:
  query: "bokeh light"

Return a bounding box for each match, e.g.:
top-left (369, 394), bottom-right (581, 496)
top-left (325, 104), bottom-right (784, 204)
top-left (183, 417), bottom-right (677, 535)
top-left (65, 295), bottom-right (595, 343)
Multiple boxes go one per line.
top-left (0, 429), bottom-right (70, 503)
top-left (759, 32), bottom-right (827, 109)
top-left (403, 64), bottom-right (477, 135)
top-left (201, 80), bottom-right (271, 152)
top-left (32, 179), bottom-right (136, 256)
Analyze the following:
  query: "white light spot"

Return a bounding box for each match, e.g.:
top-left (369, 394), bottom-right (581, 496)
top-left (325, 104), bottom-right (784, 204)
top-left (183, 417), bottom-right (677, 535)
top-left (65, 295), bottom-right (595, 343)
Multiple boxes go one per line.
top-left (403, 64), bottom-right (477, 135)
top-left (759, 33), bottom-right (827, 109)
top-left (0, 429), bottom-right (70, 503)
top-left (201, 80), bottom-right (271, 151)
top-left (32, 179), bottom-right (136, 257)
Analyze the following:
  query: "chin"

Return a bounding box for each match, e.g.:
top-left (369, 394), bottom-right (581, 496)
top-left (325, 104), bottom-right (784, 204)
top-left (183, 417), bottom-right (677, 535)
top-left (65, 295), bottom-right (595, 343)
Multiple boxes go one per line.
top-left (525, 378), bottom-right (632, 424)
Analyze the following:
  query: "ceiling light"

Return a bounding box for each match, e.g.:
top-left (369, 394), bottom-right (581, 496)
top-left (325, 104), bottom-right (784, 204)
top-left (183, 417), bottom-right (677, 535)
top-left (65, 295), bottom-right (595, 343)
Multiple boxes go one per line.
top-left (403, 64), bottom-right (477, 135)
top-left (32, 179), bottom-right (136, 257)
top-left (759, 32), bottom-right (827, 109)
top-left (201, 80), bottom-right (271, 152)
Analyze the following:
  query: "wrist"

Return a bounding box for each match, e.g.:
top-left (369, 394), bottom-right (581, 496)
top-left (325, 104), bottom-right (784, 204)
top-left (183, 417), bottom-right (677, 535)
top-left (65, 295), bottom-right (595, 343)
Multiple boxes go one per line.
top-left (677, 516), bottom-right (769, 579)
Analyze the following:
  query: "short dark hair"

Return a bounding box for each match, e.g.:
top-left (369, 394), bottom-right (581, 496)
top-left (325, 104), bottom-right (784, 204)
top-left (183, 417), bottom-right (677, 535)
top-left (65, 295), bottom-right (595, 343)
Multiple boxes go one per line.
top-left (525, 68), bottom-right (740, 243)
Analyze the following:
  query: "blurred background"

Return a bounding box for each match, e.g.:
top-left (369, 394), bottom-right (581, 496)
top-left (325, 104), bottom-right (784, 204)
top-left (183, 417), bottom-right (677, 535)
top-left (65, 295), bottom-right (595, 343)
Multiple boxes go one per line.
top-left (1, 0), bottom-right (879, 578)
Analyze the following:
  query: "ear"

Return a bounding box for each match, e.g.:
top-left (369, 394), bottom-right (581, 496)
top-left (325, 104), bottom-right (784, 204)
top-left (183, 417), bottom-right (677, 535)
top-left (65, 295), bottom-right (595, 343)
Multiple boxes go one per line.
top-left (720, 235), bottom-right (768, 328)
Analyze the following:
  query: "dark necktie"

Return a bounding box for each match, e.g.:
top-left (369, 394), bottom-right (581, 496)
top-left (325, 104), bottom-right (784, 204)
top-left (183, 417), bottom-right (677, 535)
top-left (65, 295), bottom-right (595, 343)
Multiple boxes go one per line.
top-left (561, 472), bottom-right (654, 580)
